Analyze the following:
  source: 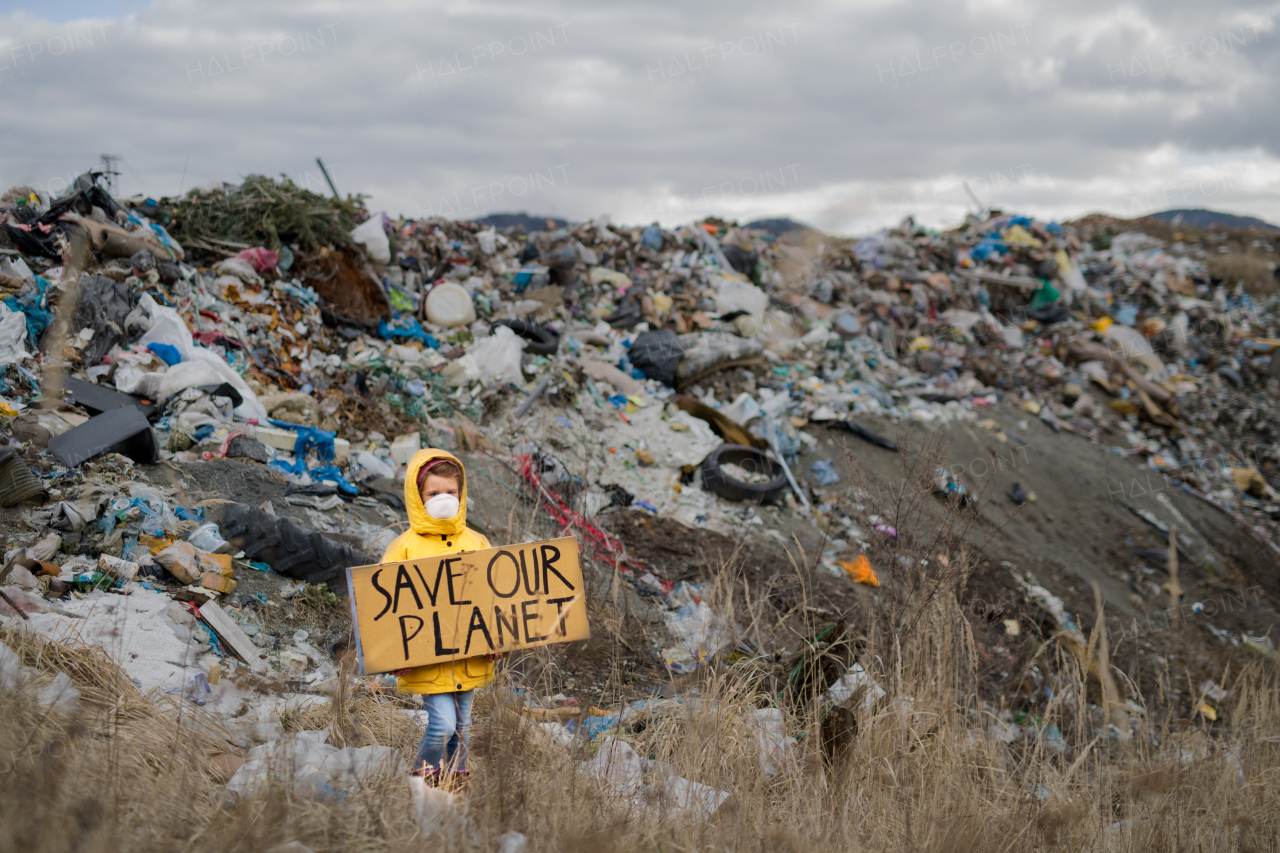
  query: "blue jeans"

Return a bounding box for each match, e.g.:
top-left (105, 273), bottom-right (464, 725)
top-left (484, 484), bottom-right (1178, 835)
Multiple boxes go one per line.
top-left (414, 690), bottom-right (475, 773)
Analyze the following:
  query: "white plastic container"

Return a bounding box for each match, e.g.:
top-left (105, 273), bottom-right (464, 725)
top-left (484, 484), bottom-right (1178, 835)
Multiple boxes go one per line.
top-left (390, 431), bottom-right (421, 465)
top-left (188, 522), bottom-right (231, 554)
top-left (425, 283), bottom-right (476, 328)
top-left (97, 554), bottom-right (140, 581)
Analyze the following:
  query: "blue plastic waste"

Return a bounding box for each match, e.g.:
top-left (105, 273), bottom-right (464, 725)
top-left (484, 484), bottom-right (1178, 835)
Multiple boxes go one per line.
top-left (267, 420), bottom-right (358, 494)
top-left (810, 459), bottom-right (840, 486)
top-left (146, 342), bottom-right (182, 365)
top-left (276, 281), bottom-right (318, 303)
top-left (126, 211), bottom-right (184, 260)
top-left (174, 505), bottom-right (205, 522)
top-left (641, 223), bottom-right (663, 250)
top-left (1114, 305), bottom-right (1139, 326)
top-left (377, 317), bottom-right (438, 349)
top-left (3, 275), bottom-right (53, 345)
top-left (567, 712), bottom-right (620, 739)
top-left (969, 238), bottom-right (1008, 263)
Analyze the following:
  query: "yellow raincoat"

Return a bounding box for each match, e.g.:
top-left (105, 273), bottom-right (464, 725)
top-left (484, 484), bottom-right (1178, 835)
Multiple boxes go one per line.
top-left (382, 448), bottom-right (496, 694)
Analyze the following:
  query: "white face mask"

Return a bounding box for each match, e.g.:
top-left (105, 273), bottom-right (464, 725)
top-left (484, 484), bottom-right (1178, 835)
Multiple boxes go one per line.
top-left (424, 493), bottom-right (460, 520)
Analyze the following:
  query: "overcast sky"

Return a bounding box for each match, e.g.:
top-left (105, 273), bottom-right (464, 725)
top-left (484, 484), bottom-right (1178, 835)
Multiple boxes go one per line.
top-left (2, 0), bottom-right (1279, 234)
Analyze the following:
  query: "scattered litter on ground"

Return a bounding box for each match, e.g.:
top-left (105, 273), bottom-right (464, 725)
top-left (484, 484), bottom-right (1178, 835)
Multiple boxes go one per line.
top-left (3, 167), bottom-right (1280, 844)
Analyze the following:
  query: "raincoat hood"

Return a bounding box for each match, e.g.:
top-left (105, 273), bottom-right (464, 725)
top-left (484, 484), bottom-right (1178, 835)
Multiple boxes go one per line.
top-left (404, 448), bottom-right (468, 537)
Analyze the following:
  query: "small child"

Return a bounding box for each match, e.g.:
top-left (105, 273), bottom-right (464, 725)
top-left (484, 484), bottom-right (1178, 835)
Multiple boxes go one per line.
top-left (381, 449), bottom-right (504, 784)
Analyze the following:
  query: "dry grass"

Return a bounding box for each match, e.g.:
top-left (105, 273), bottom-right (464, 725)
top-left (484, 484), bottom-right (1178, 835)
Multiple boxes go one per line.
top-left (3, 437), bottom-right (1280, 852)
top-left (6, 611), bottom-right (1278, 851)
top-left (1207, 249), bottom-right (1278, 295)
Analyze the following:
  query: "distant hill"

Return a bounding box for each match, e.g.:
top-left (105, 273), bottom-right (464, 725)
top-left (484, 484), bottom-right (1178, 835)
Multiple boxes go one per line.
top-left (478, 212), bottom-right (814, 234)
top-left (477, 212), bottom-right (570, 232)
top-left (1149, 208), bottom-right (1278, 231)
top-left (745, 217), bottom-right (810, 235)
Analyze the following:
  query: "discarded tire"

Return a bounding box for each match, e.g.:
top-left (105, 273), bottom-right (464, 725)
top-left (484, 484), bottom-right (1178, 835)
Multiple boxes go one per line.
top-left (493, 318), bottom-right (560, 355)
top-left (698, 444), bottom-right (788, 503)
top-left (215, 503), bottom-right (374, 588)
top-left (0, 447), bottom-right (46, 508)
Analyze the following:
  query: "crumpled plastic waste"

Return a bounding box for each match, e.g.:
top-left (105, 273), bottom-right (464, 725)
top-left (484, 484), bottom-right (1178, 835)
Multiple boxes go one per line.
top-left (226, 728), bottom-right (405, 796)
top-left (268, 421), bottom-right (357, 494)
top-left (586, 736), bottom-right (729, 819)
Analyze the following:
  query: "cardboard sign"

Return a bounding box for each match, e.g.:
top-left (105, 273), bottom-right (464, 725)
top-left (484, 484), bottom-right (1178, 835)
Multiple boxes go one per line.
top-left (346, 536), bottom-right (589, 674)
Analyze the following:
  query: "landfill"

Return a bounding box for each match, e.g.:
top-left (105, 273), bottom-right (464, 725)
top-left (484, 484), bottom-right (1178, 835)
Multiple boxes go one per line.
top-left (4, 169), bottom-right (1280, 842)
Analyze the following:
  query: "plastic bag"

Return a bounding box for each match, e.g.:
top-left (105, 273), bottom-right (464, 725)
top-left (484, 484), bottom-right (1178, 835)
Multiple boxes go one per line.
top-left (469, 325), bottom-right (526, 385)
top-left (347, 450), bottom-right (394, 481)
top-left (146, 342), bottom-right (182, 365)
top-left (410, 777), bottom-right (458, 832)
top-left (810, 459), bottom-right (840, 486)
top-left (1105, 323), bottom-right (1167, 380)
top-left (674, 333), bottom-right (763, 386)
top-left (37, 671), bottom-right (81, 714)
top-left (127, 294), bottom-right (269, 421)
top-left (72, 275), bottom-right (131, 364)
top-left (641, 223), bottom-right (663, 250)
top-left (0, 304), bottom-right (29, 364)
top-left (713, 275), bottom-right (768, 327)
top-left (628, 329), bottom-right (682, 386)
top-left (350, 214), bottom-right (391, 264)
top-left (236, 247), bottom-right (279, 273)
top-left (132, 293), bottom-right (194, 359)
top-left (212, 256), bottom-right (261, 284)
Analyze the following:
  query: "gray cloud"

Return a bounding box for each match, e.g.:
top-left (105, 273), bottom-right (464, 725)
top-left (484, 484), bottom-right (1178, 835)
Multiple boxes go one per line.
top-left (2, 0), bottom-right (1279, 234)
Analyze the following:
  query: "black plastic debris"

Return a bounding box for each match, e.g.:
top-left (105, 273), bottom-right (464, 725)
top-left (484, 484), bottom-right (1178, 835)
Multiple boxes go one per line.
top-left (42, 170), bottom-right (121, 222)
top-left (1027, 303), bottom-right (1069, 325)
top-left (130, 249), bottom-right (157, 274)
top-left (827, 420), bottom-right (898, 452)
top-left (72, 275), bottom-right (133, 364)
top-left (225, 434), bottom-right (270, 463)
top-left (196, 382), bottom-right (244, 409)
top-left (285, 481), bottom-right (348, 499)
top-left (47, 406), bottom-right (159, 467)
top-left (1218, 365), bottom-right (1244, 389)
top-left (62, 376), bottom-right (157, 421)
top-left (320, 307), bottom-right (368, 340)
top-left (628, 328), bottom-right (683, 386)
top-left (606, 285), bottom-right (647, 329)
top-left (492, 318), bottom-right (560, 355)
top-left (1129, 546), bottom-right (1169, 566)
top-left (156, 260), bottom-right (182, 285)
top-left (214, 502), bottom-right (374, 587)
top-left (721, 244), bottom-right (758, 278)
top-left (3, 223), bottom-right (61, 260)
top-left (601, 483), bottom-right (633, 509)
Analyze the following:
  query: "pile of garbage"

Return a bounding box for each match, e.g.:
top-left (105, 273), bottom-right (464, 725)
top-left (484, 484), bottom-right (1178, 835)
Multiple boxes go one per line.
top-left (2, 167), bottom-right (1280, 694)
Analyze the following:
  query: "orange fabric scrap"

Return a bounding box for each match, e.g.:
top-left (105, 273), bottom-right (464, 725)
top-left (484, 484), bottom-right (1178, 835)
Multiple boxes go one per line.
top-left (840, 555), bottom-right (879, 587)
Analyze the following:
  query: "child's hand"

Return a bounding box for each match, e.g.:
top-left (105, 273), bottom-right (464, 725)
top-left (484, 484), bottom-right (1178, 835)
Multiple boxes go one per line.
top-left (390, 668), bottom-right (413, 677)
top-left (484, 653), bottom-right (509, 662)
